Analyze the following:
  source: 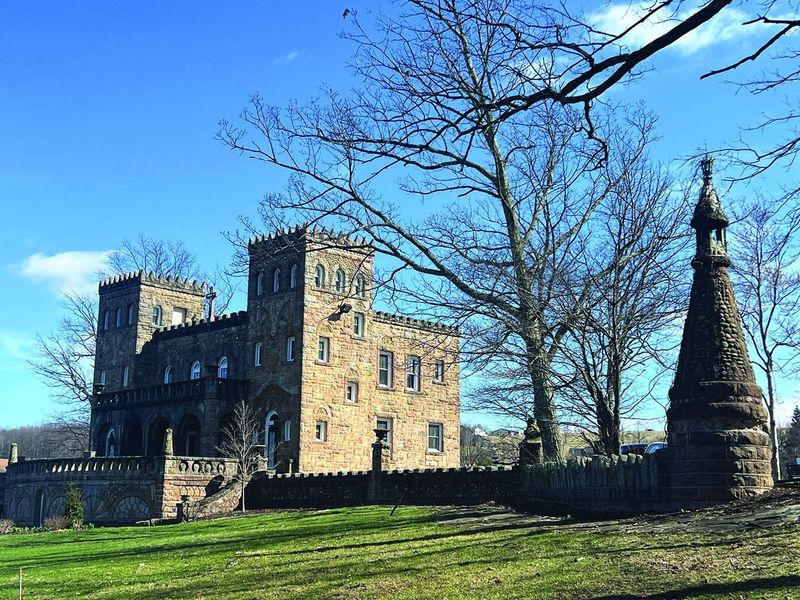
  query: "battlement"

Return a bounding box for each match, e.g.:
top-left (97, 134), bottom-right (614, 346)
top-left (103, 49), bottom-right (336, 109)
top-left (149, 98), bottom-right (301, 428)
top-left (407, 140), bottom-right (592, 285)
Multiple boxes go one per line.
top-left (373, 311), bottom-right (459, 334)
top-left (98, 270), bottom-right (207, 295)
top-left (151, 310), bottom-right (249, 340)
top-left (248, 225), bottom-right (374, 257)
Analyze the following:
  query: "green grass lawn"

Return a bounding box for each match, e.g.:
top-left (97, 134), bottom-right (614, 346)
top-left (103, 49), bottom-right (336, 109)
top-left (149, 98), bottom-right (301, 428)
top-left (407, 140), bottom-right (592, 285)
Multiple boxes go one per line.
top-left (1, 506), bottom-right (798, 599)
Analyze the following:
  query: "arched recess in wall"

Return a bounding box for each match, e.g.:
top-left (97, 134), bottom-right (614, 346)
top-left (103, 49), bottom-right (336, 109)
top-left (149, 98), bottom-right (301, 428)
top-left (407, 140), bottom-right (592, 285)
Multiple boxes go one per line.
top-left (177, 413), bottom-right (201, 456)
top-left (97, 423), bottom-right (116, 457)
top-left (148, 417), bottom-right (170, 456)
top-left (121, 418), bottom-right (144, 456)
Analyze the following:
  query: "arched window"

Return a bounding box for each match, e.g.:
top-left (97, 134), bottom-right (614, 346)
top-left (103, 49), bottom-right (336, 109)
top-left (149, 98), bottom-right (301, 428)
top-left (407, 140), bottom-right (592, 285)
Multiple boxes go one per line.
top-left (354, 273), bottom-right (366, 298)
top-left (272, 268), bottom-right (281, 292)
top-left (115, 307), bottom-right (123, 327)
top-left (217, 356), bottom-right (229, 379)
top-left (314, 264), bottom-right (326, 288)
top-left (152, 305), bottom-right (162, 326)
top-left (256, 271), bottom-right (265, 295)
top-left (190, 361), bottom-right (202, 380)
top-left (290, 264), bottom-right (298, 288)
top-left (127, 303), bottom-right (136, 325)
top-left (104, 427), bottom-right (117, 458)
top-left (102, 311), bottom-right (110, 331)
top-left (163, 365), bottom-right (174, 384)
top-left (335, 269), bottom-right (346, 292)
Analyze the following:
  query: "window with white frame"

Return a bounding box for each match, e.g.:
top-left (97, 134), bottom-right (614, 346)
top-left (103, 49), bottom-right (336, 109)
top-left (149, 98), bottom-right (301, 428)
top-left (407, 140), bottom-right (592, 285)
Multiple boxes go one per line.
top-left (115, 307), bottom-right (123, 327)
top-left (317, 337), bottom-right (330, 363)
top-left (434, 360), bottom-right (445, 383)
top-left (254, 342), bottom-right (262, 367)
top-left (346, 381), bottom-right (359, 403)
top-left (354, 273), bottom-right (366, 297)
top-left (286, 336), bottom-right (296, 362)
top-left (428, 423), bottom-right (443, 452)
top-left (164, 365), bottom-right (174, 384)
top-left (353, 312), bottom-right (365, 337)
top-left (315, 420), bottom-right (327, 442)
top-left (217, 356), bottom-right (229, 379)
top-left (190, 360), bottom-right (202, 380)
top-left (406, 355), bottom-right (421, 391)
top-left (128, 303), bottom-right (136, 325)
top-left (290, 264), bottom-right (298, 288)
top-left (314, 264), bottom-right (326, 288)
top-left (376, 417), bottom-right (393, 449)
top-left (335, 268), bottom-right (346, 292)
top-left (283, 420), bottom-right (291, 442)
top-left (272, 268), bottom-right (281, 292)
top-left (122, 365), bottom-right (130, 387)
top-left (256, 271), bottom-right (265, 295)
top-left (152, 305), bottom-right (162, 326)
top-left (378, 351), bottom-right (393, 387)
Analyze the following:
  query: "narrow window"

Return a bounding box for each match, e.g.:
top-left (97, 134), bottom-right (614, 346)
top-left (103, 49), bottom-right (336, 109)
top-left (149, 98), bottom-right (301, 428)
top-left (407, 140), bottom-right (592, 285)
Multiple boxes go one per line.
top-left (290, 264), bottom-right (298, 288)
top-left (217, 356), bottom-right (229, 379)
top-left (254, 342), bottom-right (262, 367)
top-left (378, 351), bottom-right (393, 387)
top-left (103, 311), bottom-right (110, 331)
top-left (315, 420), bottom-right (327, 442)
top-left (346, 381), bottom-right (359, 403)
top-left (434, 360), bottom-right (445, 383)
top-left (190, 361), bottom-right (202, 380)
top-left (286, 336), bottom-right (296, 362)
top-left (283, 420), bottom-right (291, 442)
top-left (335, 268), bottom-right (346, 292)
top-left (428, 423), bottom-right (443, 452)
top-left (272, 268), bottom-right (281, 292)
top-left (314, 264), bottom-right (326, 288)
top-left (406, 355), bottom-right (421, 391)
top-left (128, 303), bottom-right (136, 325)
top-left (164, 365), bottom-right (174, 384)
top-left (115, 307), bottom-right (123, 327)
top-left (376, 417), bottom-right (393, 449)
top-left (122, 365), bottom-right (130, 387)
top-left (256, 271), bottom-right (265, 295)
top-left (99, 370), bottom-right (107, 385)
top-left (152, 305), bottom-right (162, 326)
top-left (318, 337), bottom-right (330, 363)
top-left (354, 273), bottom-right (366, 298)
top-left (353, 312), bottom-right (365, 337)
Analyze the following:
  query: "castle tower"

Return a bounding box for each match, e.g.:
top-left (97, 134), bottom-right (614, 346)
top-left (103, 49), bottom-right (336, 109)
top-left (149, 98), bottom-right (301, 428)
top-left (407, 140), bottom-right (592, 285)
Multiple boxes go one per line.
top-left (665, 158), bottom-right (773, 503)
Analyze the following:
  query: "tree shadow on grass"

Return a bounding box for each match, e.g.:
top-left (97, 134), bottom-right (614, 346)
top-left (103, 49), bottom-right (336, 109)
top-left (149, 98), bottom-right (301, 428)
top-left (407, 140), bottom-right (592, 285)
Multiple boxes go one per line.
top-left (591, 575), bottom-right (800, 599)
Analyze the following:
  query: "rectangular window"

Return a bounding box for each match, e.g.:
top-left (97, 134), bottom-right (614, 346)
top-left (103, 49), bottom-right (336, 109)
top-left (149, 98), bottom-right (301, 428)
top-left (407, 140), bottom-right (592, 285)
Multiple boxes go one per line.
top-left (353, 312), bottom-right (365, 337)
top-left (428, 423), bottom-right (443, 452)
top-left (171, 307), bottom-right (187, 326)
top-left (376, 417), bottom-right (393, 449)
top-left (378, 351), bottom-right (393, 387)
top-left (122, 365), bottom-right (130, 387)
top-left (99, 370), bottom-right (106, 385)
top-left (254, 342), bottom-right (262, 367)
top-left (406, 355), bottom-right (421, 391)
top-left (318, 337), bottom-right (330, 363)
top-left (286, 337), bottom-right (296, 362)
top-left (315, 420), bottom-right (327, 442)
top-left (346, 381), bottom-right (359, 403)
top-left (283, 420), bottom-right (291, 442)
top-left (434, 360), bottom-right (445, 383)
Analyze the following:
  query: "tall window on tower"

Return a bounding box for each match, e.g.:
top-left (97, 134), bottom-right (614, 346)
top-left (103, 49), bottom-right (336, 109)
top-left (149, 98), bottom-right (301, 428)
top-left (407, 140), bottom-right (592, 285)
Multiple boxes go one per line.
top-left (190, 361), bottom-right (202, 380)
top-left (335, 268), bottom-right (346, 292)
top-left (128, 303), bottom-right (136, 325)
top-left (314, 264), bottom-right (326, 288)
top-left (290, 264), bottom-right (298, 288)
top-left (122, 365), bottom-right (130, 387)
top-left (254, 342), bottom-right (262, 367)
top-left (272, 268), bottom-right (281, 292)
top-left (217, 356), bottom-right (229, 379)
top-left (256, 271), bottom-right (265, 295)
top-left (354, 273), bottom-right (366, 298)
top-left (152, 305), bottom-right (162, 326)
top-left (115, 307), bottom-right (123, 327)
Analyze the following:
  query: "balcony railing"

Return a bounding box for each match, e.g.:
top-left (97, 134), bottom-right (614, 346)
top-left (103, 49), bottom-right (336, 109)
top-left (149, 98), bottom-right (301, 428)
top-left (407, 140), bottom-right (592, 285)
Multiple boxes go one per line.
top-left (92, 377), bottom-right (247, 410)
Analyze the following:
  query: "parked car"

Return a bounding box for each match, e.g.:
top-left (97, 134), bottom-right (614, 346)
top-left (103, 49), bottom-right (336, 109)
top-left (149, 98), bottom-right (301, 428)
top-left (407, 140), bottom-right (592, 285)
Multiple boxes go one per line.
top-left (645, 442), bottom-right (667, 454)
top-left (619, 443), bottom-right (648, 456)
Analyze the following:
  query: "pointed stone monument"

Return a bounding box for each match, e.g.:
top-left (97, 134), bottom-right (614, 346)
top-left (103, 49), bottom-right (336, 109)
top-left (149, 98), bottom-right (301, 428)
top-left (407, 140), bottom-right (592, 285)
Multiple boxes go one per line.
top-left (666, 157), bottom-right (773, 503)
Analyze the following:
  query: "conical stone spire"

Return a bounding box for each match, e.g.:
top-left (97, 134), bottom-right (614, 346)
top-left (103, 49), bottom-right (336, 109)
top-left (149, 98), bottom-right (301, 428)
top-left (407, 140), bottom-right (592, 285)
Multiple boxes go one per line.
top-left (665, 158), bottom-right (772, 504)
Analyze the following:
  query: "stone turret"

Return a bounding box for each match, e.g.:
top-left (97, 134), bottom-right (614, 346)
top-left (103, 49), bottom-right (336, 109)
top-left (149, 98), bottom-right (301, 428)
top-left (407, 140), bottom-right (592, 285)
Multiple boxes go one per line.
top-left (665, 157), bottom-right (773, 503)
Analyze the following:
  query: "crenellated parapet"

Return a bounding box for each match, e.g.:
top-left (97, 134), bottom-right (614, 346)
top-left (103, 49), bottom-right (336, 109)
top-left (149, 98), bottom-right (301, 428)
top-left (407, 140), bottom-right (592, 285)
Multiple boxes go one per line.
top-left (151, 310), bottom-right (249, 340)
top-left (98, 270), bottom-right (207, 295)
top-left (373, 311), bottom-right (459, 334)
top-left (248, 224), bottom-right (374, 258)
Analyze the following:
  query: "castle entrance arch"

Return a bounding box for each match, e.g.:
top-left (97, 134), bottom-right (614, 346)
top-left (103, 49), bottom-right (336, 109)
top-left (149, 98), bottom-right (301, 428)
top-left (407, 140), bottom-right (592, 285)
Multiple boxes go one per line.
top-left (265, 411), bottom-right (278, 469)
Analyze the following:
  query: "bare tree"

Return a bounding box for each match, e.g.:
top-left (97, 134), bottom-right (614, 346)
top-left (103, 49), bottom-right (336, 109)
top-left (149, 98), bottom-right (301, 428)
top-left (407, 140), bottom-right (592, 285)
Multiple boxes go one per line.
top-left (460, 425), bottom-right (493, 467)
top-left (218, 1), bottom-right (679, 460)
top-left (216, 399), bottom-right (263, 512)
top-left (729, 196), bottom-right (800, 480)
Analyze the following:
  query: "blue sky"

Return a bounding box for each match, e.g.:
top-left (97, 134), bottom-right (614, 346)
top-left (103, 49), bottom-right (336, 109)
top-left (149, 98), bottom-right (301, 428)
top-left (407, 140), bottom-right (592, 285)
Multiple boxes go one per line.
top-left (1, 1), bottom-right (798, 430)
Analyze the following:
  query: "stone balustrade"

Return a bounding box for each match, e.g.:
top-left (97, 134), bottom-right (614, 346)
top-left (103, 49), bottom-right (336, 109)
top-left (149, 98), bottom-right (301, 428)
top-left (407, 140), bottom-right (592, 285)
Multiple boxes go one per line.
top-left (92, 377), bottom-right (247, 410)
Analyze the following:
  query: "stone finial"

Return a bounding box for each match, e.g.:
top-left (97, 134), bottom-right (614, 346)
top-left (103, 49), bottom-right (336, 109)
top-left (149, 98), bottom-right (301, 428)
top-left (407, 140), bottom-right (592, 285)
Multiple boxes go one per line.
top-left (9, 443), bottom-right (18, 464)
top-left (163, 428), bottom-right (174, 456)
top-left (701, 155), bottom-right (713, 182)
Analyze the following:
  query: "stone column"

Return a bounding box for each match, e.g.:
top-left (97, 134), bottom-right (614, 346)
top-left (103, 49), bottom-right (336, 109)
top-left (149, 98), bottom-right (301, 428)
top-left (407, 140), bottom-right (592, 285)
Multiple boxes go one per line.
top-left (163, 428), bottom-right (174, 457)
top-left (9, 443), bottom-right (18, 464)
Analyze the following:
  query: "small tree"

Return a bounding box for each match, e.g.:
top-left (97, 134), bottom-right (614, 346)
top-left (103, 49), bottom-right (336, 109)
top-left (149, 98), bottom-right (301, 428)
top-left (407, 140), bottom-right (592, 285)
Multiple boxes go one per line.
top-left (216, 399), bottom-right (262, 513)
top-left (64, 483), bottom-right (83, 530)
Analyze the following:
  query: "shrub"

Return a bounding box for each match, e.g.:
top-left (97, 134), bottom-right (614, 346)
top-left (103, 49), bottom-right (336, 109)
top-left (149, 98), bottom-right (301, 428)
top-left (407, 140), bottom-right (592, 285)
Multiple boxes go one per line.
top-left (44, 515), bottom-right (70, 531)
top-left (0, 519), bottom-right (14, 534)
top-left (64, 483), bottom-right (84, 529)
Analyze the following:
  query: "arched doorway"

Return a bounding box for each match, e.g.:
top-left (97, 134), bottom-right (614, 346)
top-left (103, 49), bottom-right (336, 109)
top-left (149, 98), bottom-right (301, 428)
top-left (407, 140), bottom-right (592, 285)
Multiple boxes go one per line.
top-left (98, 425), bottom-right (117, 457)
top-left (265, 411), bottom-right (278, 469)
top-left (121, 419), bottom-right (144, 455)
top-left (148, 417), bottom-right (170, 456)
top-left (177, 414), bottom-right (201, 456)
